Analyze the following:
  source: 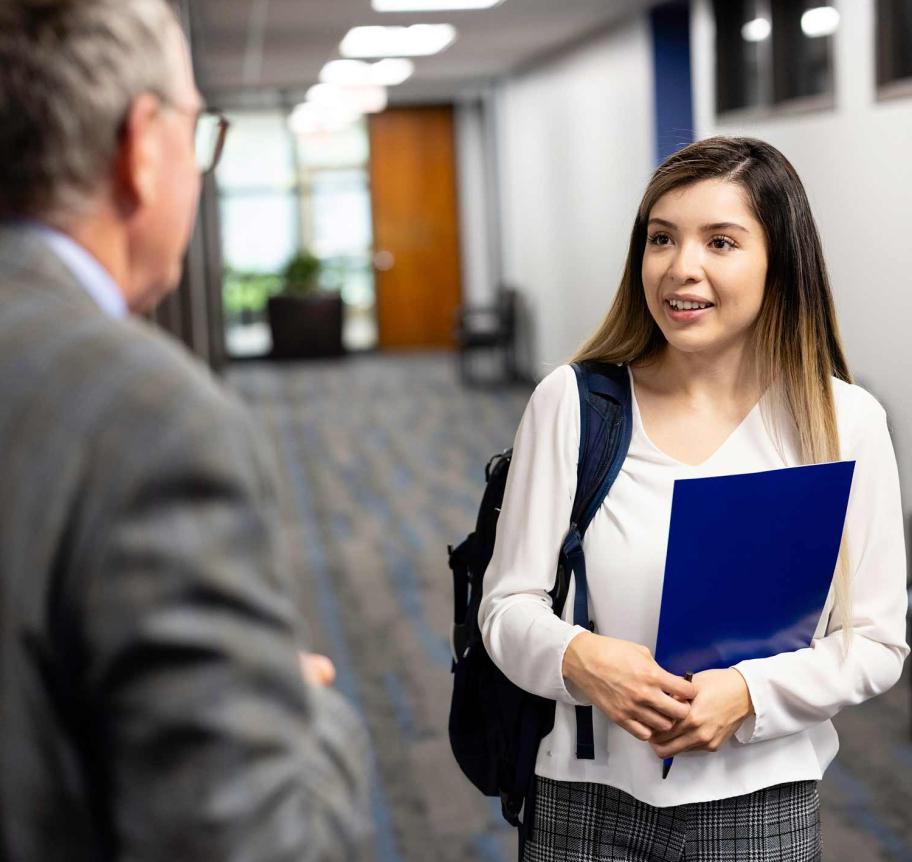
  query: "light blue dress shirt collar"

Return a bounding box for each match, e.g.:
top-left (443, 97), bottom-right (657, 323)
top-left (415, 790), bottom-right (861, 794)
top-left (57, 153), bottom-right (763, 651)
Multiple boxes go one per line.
top-left (31, 223), bottom-right (128, 319)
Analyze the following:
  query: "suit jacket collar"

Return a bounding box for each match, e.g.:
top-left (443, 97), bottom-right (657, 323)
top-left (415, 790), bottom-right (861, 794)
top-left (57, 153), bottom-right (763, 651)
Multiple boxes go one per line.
top-left (0, 222), bottom-right (119, 318)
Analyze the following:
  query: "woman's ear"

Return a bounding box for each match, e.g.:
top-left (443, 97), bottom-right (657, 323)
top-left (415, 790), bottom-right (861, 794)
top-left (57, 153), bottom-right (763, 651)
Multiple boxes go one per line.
top-left (115, 93), bottom-right (163, 212)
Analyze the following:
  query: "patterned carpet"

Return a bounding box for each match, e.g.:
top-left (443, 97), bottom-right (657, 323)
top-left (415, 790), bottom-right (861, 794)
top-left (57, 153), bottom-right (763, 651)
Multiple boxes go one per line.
top-left (227, 352), bottom-right (912, 862)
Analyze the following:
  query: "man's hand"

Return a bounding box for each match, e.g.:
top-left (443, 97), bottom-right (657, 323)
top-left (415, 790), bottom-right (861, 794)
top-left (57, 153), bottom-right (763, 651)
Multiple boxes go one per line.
top-left (299, 652), bottom-right (337, 687)
top-left (648, 668), bottom-right (753, 758)
top-left (562, 632), bottom-right (697, 741)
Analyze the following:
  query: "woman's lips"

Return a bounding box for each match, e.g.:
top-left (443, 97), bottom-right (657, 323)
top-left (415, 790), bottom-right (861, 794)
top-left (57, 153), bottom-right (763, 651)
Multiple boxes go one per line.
top-left (664, 300), bottom-right (714, 322)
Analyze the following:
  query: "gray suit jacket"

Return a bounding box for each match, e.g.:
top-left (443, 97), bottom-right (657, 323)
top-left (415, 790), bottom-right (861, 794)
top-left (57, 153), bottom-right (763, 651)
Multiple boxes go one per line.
top-left (0, 225), bottom-right (369, 861)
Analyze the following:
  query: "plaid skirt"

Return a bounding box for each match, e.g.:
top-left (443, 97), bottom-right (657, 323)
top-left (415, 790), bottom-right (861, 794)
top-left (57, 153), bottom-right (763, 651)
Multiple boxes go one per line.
top-left (521, 776), bottom-right (821, 862)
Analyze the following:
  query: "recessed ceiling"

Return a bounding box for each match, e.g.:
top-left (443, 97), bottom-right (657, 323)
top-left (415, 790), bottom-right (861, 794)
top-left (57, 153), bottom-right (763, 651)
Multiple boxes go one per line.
top-left (190, 0), bottom-right (658, 108)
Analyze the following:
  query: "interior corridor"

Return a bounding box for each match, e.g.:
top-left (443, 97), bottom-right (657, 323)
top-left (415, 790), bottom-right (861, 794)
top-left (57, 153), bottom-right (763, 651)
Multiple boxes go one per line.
top-left (227, 354), bottom-right (912, 862)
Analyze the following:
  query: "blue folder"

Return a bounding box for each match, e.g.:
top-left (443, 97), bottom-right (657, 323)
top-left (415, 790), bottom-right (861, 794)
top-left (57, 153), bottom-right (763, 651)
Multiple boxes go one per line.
top-left (654, 461), bottom-right (856, 774)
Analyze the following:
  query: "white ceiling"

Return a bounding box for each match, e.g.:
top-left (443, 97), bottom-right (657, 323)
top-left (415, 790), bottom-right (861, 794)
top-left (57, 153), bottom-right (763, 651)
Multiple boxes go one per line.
top-left (190, 0), bottom-right (658, 108)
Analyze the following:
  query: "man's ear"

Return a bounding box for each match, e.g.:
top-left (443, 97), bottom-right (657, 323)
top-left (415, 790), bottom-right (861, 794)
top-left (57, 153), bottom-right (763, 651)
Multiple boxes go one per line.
top-left (116, 93), bottom-right (163, 211)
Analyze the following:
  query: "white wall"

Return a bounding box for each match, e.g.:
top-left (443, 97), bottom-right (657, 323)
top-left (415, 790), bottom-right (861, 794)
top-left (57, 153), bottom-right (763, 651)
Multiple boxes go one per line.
top-left (455, 98), bottom-right (497, 308)
top-left (692, 0), bottom-right (912, 523)
top-left (495, 17), bottom-right (656, 377)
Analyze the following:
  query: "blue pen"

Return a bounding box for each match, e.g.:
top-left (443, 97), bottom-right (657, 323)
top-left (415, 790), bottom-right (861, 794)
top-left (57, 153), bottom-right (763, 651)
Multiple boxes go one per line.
top-left (662, 672), bottom-right (693, 779)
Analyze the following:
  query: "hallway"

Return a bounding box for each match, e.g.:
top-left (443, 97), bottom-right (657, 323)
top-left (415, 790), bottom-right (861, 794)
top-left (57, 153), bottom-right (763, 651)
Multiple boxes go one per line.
top-left (227, 354), bottom-right (912, 862)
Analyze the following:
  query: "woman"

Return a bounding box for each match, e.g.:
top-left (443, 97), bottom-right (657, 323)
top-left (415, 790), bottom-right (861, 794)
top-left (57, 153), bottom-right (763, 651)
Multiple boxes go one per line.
top-left (478, 137), bottom-right (908, 862)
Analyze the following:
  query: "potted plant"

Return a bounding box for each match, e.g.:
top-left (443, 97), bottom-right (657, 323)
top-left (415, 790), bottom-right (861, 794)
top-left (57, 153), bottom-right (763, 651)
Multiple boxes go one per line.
top-left (266, 250), bottom-right (345, 359)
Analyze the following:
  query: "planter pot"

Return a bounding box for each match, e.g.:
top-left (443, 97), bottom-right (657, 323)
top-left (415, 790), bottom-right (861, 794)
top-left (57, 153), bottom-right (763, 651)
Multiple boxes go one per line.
top-left (267, 293), bottom-right (345, 359)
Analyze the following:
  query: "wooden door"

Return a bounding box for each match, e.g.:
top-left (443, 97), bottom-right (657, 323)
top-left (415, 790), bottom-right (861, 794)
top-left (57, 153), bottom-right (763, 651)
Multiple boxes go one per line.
top-left (369, 106), bottom-right (462, 349)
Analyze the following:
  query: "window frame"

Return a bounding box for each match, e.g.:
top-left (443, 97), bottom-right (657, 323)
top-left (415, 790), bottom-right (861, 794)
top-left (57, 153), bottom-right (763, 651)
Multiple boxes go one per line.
top-left (712, 0), bottom-right (838, 121)
top-left (875, 0), bottom-right (912, 101)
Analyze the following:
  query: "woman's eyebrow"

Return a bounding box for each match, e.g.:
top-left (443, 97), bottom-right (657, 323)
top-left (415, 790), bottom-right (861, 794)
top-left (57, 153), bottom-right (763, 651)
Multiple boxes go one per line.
top-left (702, 221), bottom-right (750, 233)
top-left (648, 217), bottom-right (750, 233)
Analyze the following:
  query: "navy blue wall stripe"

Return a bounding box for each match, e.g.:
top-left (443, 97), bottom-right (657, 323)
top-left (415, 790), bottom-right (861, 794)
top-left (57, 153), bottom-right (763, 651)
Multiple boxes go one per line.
top-left (651, 0), bottom-right (695, 165)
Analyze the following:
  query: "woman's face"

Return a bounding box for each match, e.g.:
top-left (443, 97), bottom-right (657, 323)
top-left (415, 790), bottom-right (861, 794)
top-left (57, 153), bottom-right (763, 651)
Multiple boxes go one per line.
top-left (641, 178), bottom-right (768, 359)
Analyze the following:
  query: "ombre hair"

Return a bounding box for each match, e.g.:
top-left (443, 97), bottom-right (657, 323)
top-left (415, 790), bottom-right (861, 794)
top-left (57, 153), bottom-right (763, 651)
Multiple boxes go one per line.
top-left (571, 136), bottom-right (853, 639)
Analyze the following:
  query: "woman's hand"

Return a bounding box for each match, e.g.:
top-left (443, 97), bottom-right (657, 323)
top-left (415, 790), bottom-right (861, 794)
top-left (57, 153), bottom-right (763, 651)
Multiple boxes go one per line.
top-left (562, 632), bottom-right (697, 741)
top-left (648, 668), bottom-right (753, 758)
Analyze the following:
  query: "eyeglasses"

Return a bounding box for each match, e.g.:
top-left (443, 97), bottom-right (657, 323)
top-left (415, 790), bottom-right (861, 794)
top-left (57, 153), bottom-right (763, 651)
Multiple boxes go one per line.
top-left (192, 109), bottom-right (230, 175)
top-left (154, 95), bottom-right (230, 175)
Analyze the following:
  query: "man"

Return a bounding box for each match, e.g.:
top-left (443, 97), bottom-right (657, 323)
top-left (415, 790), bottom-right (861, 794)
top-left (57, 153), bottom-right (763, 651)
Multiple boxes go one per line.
top-left (0, 1), bottom-right (368, 859)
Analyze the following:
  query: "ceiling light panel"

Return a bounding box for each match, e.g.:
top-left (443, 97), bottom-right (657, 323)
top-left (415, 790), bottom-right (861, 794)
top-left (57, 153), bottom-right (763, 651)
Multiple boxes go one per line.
top-left (801, 6), bottom-right (840, 37)
top-left (741, 17), bottom-right (771, 42)
top-left (289, 102), bottom-right (360, 135)
top-left (306, 83), bottom-right (389, 115)
top-left (371, 58), bottom-right (416, 85)
top-left (340, 24), bottom-right (457, 58)
top-left (372, 0), bottom-right (504, 10)
top-left (320, 58), bottom-right (414, 87)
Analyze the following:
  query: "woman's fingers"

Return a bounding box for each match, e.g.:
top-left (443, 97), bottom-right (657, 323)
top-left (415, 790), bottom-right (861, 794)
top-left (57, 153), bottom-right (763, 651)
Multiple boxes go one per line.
top-left (640, 688), bottom-right (692, 723)
top-left (635, 706), bottom-right (677, 734)
top-left (659, 669), bottom-right (697, 702)
top-left (650, 715), bottom-right (692, 746)
top-left (621, 718), bottom-right (654, 741)
top-left (565, 634), bottom-right (697, 739)
top-left (651, 730), bottom-right (702, 758)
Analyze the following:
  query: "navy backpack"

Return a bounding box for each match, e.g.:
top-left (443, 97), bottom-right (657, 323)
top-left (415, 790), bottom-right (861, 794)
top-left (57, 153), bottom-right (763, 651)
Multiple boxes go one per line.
top-left (447, 360), bottom-right (633, 829)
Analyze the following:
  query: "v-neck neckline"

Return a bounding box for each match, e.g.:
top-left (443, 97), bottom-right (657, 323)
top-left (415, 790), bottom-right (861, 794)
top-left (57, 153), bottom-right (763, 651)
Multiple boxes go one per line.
top-left (626, 365), bottom-right (762, 469)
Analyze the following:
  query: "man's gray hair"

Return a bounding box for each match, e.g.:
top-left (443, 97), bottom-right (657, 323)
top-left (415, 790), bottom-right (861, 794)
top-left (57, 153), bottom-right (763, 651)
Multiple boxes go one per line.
top-left (0, 0), bottom-right (183, 221)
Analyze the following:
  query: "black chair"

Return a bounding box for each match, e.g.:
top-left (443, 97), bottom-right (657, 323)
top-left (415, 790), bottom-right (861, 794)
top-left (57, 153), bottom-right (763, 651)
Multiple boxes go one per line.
top-left (454, 286), bottom-right (518, 385)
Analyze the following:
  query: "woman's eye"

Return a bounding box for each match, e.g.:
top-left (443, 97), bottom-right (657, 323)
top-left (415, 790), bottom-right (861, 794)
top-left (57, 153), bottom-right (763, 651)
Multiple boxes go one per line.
top-left (710, 235), bottom-right (736, 250)
top-left (647, 233), bottom-right (671, 246)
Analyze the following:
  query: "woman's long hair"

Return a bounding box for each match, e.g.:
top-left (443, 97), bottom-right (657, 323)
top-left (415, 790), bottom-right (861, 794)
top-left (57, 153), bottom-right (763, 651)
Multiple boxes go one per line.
top-left (571, 136), bottom-right (853, 639)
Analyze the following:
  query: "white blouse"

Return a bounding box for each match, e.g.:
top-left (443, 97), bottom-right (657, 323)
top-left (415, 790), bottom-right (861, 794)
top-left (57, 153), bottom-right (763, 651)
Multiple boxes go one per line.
top-left (478, 364), bottom-right (909, 807)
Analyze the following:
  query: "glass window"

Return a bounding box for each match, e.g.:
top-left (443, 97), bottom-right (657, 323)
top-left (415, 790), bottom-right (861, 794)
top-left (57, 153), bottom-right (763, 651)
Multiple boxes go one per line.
top-left (310, 170), bottom-right (373, 257)
top-left (215, 110), bottom-right (377, 356)
top-left (297, 123), bottom-right (371, 171)
top-left (771, 0), bottom-right (836, 103)
top-left (217, 111), bottom-right (296, 191)
top-left (713, 0), bottom-right (836, 115)
top-left (713, 0), bottom-right (770, 113)
top-left (877, 0), bottom-right (912, 87)
top-left (219, 194), bottom-right (298, 273)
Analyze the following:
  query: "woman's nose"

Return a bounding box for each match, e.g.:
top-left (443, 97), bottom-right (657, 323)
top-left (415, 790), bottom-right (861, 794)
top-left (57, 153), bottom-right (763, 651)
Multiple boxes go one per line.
top-left (667, 243), bottom-right (703, 284)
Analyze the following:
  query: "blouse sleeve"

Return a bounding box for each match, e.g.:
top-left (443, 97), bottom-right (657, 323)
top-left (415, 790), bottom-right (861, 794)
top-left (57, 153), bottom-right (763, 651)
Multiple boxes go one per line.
top-left (478, 365), bottom-right (590, 705)
top-left (733, 392), bottom-right (909, 744)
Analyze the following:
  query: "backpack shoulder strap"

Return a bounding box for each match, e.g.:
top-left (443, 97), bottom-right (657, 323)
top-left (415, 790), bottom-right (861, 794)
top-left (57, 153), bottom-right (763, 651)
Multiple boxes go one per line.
top-left (561, 360), bottom-right (632, 759)
top-left (570, 360), bottom-right (633, 537)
